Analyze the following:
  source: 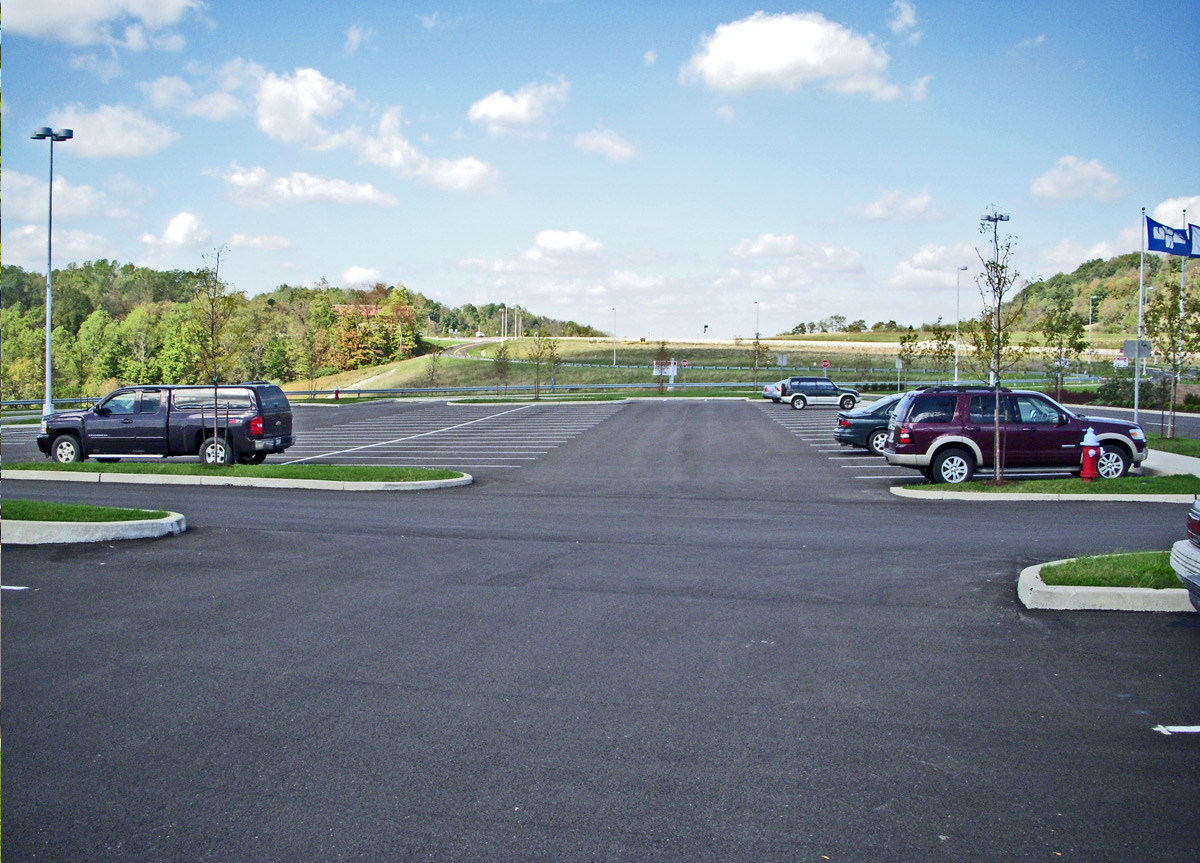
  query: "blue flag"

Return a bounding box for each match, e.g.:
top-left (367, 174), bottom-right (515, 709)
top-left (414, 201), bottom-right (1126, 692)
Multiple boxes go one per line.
top-left (1146, 215), bottom-right (1189, 255)
top-left (1190, 224), bottom-right (1200, 258)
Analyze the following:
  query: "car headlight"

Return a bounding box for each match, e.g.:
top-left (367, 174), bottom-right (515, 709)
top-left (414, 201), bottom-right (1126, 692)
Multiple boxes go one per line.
top-left (1130, 427), bottom-right (1146, 441)
top-left (41, 420), bottom-right (48, 434)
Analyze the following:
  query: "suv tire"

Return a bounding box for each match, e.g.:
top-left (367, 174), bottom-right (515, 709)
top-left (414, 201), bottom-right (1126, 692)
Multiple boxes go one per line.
top-left (790, 395), bottom-right (807, 410)
top-left (52, 433), bottom-right (84, 463)
top-left (200, 435), bottom-right (233, 465)
top-left (839, 395), bottom-right (856, 410)
top-left (932, 448), bottom-right (975, 484)
top-left (1096, 445), bottom-right (1130, 479)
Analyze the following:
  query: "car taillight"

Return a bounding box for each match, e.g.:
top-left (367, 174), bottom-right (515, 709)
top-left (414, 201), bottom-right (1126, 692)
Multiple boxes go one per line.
top-left (249, 416), bottom-right (263, 437)
top-left (897, 426), bottom-right (911, 445)
top-left (838, 418), bottom-right (850, 428)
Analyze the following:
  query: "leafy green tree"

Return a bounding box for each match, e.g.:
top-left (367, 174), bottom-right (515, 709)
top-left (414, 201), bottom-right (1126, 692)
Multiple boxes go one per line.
top-left (1144, 274), bottom-right (1200, 435)
top-left (920, 317), bottom-right (956, 384)
top-left (898, 327), bottom-right (921, 386)
top-left (1038, 289), bottom-right (1087, 401)
top-left (492, 340), bottom-right (512, 393)
top-left (526, 332), bottom-right (550, 398)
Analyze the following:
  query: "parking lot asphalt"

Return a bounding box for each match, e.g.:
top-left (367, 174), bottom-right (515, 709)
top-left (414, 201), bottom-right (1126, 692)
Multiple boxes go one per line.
top-left (3, 399), bottom-right (1197, 861)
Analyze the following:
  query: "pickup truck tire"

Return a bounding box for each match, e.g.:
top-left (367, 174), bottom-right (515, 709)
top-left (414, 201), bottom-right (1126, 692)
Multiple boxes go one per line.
top-left (866, 428), bottom-right (889, 456)
top-left (237, 453), bottom-right (267, 465)
top-left (52, 433), bottom-right (84, 463)
top-left (200, 436), bottom-right (233, 465)
top-left (790, 395), bottom-right (807, 410)
top-left (839, 395), bottom-right (856, 409)
top-left (1096, 445), bottom-right (1130, 479)
top-left (932, 448), bottom-right (975, 484)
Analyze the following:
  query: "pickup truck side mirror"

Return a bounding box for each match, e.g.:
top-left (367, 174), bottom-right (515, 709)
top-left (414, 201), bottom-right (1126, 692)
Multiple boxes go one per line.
top-left (94, 405), bottom-right (111, 416)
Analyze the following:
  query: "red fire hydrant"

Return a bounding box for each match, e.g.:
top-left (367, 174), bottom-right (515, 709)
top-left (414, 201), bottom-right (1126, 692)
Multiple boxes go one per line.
top-left (334, 387), bottom-right (340, 401)
top-left (1080, 427), bottom-right (1100, 481)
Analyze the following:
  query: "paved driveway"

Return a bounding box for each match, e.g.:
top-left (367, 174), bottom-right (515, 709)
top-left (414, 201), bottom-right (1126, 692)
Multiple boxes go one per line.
top-left (4, 399), bottom-right (1197, 861)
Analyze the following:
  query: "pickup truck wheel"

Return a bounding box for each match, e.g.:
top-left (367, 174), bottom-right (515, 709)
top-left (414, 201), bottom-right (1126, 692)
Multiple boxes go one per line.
top-left (52, 433), bottom-right (84, 463)
top-left (866, 428), bottom-right (889, 456)
top-left (932, 448), bottom-right (975, 484)
top-left (839, 395), bottom-right (856, 410)
top-left (1096, 445), bottom-right (1130, 479)
top-left (790, 396), bottom-right (807, 410)
top-left (200, 436), bottom-right (233, 465)
top-left (237, 453), bottom-right (267, 465)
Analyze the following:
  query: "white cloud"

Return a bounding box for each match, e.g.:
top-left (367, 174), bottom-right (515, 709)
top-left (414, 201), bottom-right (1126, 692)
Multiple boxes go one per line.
top-left (5, 224), bottom-right (111, 265)
top-left (716, 105), bottom-right (736, 122)
top-left (142, 75), bottom-right (244, 121)
top-left (5, 0), bottom-right (202, 48)
top-left (460, 230), bottom-right (604, 274)
top-left (888, 243), bottom-right (976, 289)
top-left (1037, 239), bottom-right (1116, 276)
top-left (2, 170), bottom-right (111, 221)
top-left (229, 233), bottom-right (292, 250)
top-left (419, 12), bottom-right (440, 30)
top-left (467, 78), bottom-right (570, 135)
top-left (255, 67), bottom-right (357, 150)
top-left (69, 53), bottom-right (124, 81)
top-left (574, 128), bottom-right (635, 162)
top-left (850, 189), bottom-right (940, 221)
top-left (341, 266), bottom-right (384, 287)
top-left (1017, 34), bottom-right (1046, 49)
top-left (1030, 156), bottom-right (1121, 203)
top-left (533, 230), bottom-right (602, 256)
top-left (681, 11), bottom-right (922, 101)
top-left (360, 108), bottom-right (497, 192)
top-left (140, 211), bottom-right (210, 248)
top-left (889, 1), bottom-right (922, 44)
top-left (1151, 196), bottom-right (1200, 226)
top-left (344, 25), bottom-right (372, 55)
top-left (48, 103), bottom-right (179, 158)
top-left (732, 234), bottom-right (798, 258)
top-left (644, 49), bottom-right (658, 65)
top-left (218, 164), bottom-right (398, 206)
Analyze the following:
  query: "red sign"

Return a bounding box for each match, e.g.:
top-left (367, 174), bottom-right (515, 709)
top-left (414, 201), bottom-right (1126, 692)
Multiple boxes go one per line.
top-left (681, 360), bottom-right (688, 368)
top-left (822, 359), bottom-right (830, 368)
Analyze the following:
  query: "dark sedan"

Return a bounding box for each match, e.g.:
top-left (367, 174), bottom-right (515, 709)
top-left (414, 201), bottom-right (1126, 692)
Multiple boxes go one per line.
top-left (833, 392), bottom-right (904, 456)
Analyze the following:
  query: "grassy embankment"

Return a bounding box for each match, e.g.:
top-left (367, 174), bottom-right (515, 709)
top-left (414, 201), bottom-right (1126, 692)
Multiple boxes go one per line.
top-left (1040, 552), bottom-right (1179, 590)
top-left (3, 462), bottom-right (464, 481)
top-left (3, 499), bottom-right (168, 522)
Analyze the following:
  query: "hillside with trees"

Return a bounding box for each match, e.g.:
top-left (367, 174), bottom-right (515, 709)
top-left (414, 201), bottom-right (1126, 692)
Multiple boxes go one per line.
top-left (0, 259), bottom-right (602, 401)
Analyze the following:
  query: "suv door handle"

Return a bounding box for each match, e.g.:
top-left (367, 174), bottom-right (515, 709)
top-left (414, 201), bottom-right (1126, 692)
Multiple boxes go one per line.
top-left (121, 418), bottom-right (134, 424)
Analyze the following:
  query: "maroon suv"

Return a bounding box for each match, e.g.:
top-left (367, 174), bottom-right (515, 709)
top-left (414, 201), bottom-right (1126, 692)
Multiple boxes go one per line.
top-left (883, 386), bottom-right (1148, 484)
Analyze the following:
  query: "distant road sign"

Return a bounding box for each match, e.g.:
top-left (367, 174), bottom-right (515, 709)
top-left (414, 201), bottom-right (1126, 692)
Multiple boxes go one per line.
top-left (822, 359), bottom-right (830, 369)
top-left (1114, 356), bottom-right (1130, 369)
top-left (1123, 339), bottom-right (1152, 359)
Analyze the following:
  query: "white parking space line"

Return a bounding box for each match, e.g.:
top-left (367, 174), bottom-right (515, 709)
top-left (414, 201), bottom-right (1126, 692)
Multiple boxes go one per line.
top-left (1152, 725), bottom-right (1200, 735)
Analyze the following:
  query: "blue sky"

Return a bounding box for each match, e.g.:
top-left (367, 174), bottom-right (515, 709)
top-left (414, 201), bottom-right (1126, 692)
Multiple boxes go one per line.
top-left (5, 1), bottom-right (1198, 339)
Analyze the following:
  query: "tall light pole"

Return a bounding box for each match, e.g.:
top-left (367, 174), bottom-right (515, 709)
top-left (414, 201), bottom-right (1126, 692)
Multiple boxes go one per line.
top-left (501, 303), bottom-right (507, 345)
top-left (753, 300), bottom-right (760, 389)
top-left (981, 211), bottom-right (1010, 386)
top-left (32, 127), bottom-right (73, 418)
top-left (612, 307), bottom-right (616, 367)
top-left (954, 265), bottom-right (968, 382)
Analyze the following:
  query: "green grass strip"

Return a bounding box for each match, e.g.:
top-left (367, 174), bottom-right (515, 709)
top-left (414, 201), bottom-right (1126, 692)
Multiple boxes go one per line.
top-left (1040, 551), bottom-right (1179, 590)
top-left (905, 474), bottom-right (1200, 495)
top-left (4, 462), bottom-right (463, 482)
top-left (3, 499), bottom-right (168, 522)
top-left (1148, 434), bottom-right (1200, 459)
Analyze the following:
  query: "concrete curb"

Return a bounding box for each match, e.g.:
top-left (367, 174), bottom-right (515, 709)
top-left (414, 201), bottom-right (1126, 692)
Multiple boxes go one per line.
top-left (0, 469), bottom-right (473, 492)
top-left (3, 511), bottom-right (187, 545)
top-left (1018, 559), bottom-right (1194, 612)
top-left (890, 486), bottom-right (1193, 503)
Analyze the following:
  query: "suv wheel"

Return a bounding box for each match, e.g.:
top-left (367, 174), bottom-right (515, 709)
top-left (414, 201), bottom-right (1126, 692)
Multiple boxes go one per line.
top-left (1096, 445), bottom-right (1130, 479)
top-left (932, 448), bottom-right (975, 484)
top-left (839, 395), bottom-right (856, 410)
top-left (790, 395), bottom-right (807, 410)
top-left (866, 428), bottom-right (888, 456)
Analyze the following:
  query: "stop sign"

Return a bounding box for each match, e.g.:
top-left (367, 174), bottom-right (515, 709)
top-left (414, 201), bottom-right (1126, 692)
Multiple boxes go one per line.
top-left (822, 360), bottom-right (830, 368)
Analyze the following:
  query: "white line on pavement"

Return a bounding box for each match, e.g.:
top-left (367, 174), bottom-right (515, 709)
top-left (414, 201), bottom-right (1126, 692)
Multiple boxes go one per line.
top-left (1152, 725), bottom-right (1200, 735)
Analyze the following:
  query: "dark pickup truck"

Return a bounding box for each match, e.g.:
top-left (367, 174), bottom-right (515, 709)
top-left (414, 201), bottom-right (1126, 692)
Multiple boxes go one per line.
top-left (38, 382), bottom-right (294, 465)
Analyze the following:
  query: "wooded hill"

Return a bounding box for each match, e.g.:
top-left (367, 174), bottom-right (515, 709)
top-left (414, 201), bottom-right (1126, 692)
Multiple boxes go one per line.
top-left (0, 260), bottom-right (603, 401)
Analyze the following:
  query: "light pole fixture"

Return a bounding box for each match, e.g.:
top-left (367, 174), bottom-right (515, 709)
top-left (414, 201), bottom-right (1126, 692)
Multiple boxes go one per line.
top-left (32, 127), bottom-right (73, 419)
top-left (954, 265), bottom-right (968, 382)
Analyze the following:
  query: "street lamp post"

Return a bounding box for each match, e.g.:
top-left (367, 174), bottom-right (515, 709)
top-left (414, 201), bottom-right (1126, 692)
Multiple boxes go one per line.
top-left (612, 307), bottom-right (616, 367)
top-left (31, 127), bottom-right (73, 419)
top-left (753, 301), bottom-right (760, 389)
top-left (981, 211), bottom-right (1010, 386)
top-left (954, 265), bottom-right (968, 382)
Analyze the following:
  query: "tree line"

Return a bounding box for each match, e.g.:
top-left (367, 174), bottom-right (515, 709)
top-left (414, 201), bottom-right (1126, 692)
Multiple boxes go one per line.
top-left (0, 258), bottom-right (603, 401)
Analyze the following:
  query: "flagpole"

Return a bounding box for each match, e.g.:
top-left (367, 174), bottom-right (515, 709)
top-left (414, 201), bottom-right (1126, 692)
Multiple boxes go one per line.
top-left (1136, 208), bottom-right (1145, 426)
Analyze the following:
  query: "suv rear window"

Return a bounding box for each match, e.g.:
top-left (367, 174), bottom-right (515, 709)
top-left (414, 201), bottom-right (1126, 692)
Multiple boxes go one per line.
top-left (904, 394), bottom-right (957, 424)
top-left (171, 388), bottom-right (254, 410)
